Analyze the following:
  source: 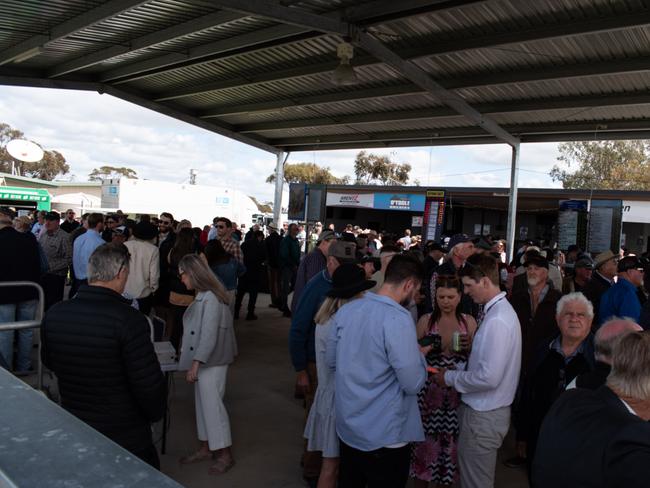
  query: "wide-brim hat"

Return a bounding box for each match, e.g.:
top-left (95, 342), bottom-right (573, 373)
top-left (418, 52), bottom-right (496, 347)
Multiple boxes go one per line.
top-left (267, 222), bottom-right (278, 231)
top-left (133, 221), bottom-right (158, 240)
top-left (327, 263), bottom-right (376, 299)
top-left (523, 253), bottom-right (549, 269)
top-left (594, 250), bottom-right (617, 268)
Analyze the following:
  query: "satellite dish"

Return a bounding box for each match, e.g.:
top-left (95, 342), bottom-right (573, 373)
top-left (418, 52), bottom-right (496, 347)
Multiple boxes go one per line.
top-left (7, 139), bottom-right (44, 162)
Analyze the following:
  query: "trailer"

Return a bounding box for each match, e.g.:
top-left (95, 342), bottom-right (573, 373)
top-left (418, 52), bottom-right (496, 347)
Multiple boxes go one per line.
top-left (101, 178), bottom-right (259, 228)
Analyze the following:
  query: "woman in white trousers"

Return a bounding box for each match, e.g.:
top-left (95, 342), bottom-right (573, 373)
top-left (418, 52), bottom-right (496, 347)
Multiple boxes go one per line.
top-left (177, 254), bottom-right (238, 475)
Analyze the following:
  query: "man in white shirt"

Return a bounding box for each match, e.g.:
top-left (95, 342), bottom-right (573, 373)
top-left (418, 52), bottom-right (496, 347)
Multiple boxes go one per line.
top-left (124, 222), bottom-right (160, 315)
top-left (433, 253), bottom-right (522, 488)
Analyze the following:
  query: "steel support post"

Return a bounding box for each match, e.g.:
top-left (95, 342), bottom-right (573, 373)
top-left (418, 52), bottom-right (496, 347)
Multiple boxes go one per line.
top-left (505, 143), bottom-right (520, 264)
top-left (273, 151), bottom-right (286, 228)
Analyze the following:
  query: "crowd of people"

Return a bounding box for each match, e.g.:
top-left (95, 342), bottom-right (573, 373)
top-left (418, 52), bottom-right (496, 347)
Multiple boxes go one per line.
top-left (3, 205), bottom-right (650, 487)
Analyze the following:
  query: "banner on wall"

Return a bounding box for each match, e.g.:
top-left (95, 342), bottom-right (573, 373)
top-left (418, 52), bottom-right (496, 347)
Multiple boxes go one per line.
top-left (422, 190), bottom-right (446, 243)
top-left (325, 192), bottom-right (374, 208)
top-left (623, 200), bottom-right (650, 224)
top-left (373, 193), bottom-right (426, 211)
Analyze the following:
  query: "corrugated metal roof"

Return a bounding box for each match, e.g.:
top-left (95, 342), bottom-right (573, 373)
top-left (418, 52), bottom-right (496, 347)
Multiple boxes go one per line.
top-left (2, 0), bottom-right (650, 152)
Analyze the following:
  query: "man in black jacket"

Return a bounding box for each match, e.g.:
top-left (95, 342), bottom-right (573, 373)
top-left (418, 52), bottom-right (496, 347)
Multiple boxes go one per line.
top-left (41, 243), bottom-right (166, 468)
top-left (0, 206), bottom-right (41, 372)
top-left (532, 331), bottom-right (650, 488)
top-left (582, 250), bottom-right (617, 327)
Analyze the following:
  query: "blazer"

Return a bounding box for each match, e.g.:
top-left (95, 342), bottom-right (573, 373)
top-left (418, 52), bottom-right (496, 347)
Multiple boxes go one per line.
top-left (532, 386), bottom-right (650, 488)
top-left (179, 290), bottom-right (237, 370)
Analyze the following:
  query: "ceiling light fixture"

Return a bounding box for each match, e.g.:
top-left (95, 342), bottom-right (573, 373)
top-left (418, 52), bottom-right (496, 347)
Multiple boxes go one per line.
top-left (9, 46), bottom-right (42, 64)
top-left (332, 41), bottom-right (358, 86)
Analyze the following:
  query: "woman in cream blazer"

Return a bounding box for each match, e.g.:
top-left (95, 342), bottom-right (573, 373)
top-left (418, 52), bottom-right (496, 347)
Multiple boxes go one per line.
top-left (177, 254), bottom-right (238, 475)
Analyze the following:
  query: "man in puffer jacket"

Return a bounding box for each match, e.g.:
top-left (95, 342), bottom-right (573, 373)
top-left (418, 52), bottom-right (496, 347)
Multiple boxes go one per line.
top-left (41, 243), bottom-right (167, 468)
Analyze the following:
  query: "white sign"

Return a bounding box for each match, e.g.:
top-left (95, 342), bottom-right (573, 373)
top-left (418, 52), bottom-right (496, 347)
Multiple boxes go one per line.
top-left (412, 216), bottom-right (423, 227)
top-left (558, 210), bottom-right (579, 250)
top-left (325, 192), bottom-right (374, 208)
top-left (623, 200), bottom-right (650, 223)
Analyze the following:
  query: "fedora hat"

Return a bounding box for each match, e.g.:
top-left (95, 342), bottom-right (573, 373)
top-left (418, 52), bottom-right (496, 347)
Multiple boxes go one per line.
top-left (594, 250), bottom-right (617, 269)
top-left (327, 263), bottom-right (375, 299)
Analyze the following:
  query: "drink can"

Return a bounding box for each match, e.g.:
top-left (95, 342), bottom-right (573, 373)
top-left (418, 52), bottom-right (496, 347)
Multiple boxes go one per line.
top-left (452, 331), bottom-right (462, 352)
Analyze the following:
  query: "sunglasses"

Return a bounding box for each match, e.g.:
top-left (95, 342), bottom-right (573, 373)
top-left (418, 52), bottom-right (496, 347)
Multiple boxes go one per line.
top-left (159, 221), bottom-right (171, 226)
top-left (216, 225), bottom-right (226, 229)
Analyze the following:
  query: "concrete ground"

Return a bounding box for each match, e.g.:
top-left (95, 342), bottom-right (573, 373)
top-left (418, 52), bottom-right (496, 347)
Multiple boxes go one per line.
top-left (26, 292), bottom-right (528, 487)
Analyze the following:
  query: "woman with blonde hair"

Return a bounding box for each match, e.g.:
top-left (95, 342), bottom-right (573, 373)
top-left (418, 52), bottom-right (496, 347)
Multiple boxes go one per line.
top-left (304, 263), bottom-right (375, 488)
top-left (177, 254), bottom-right (237, 475)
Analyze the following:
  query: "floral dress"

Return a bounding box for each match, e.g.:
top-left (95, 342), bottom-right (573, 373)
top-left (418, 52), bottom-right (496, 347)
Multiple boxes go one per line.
top-left (410, 315), bottom-right (469, 485)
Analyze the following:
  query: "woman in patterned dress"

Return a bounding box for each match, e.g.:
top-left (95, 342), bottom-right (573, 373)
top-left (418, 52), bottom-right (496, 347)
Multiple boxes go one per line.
top-left (410, 275), bottom-right (477, 487)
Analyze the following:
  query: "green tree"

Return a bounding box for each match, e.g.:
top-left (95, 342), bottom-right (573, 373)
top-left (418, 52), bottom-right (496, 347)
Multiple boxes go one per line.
top-left (266, 162), bottom-right (349, 185)
top-left (88, 165), bottom-right (138, 181)
top-left (550, 140), bottom-right (650, 190)
top-left (354, 150), bottom-right (412, 185)
top-left (0, 122), bottom-right (70, 180)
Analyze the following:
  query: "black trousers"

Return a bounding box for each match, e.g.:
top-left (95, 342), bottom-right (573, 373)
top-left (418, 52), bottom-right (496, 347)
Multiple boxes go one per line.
top-left (133, 443), bottom-right (160, 470)
top-left (42, 273), bottom-right (65, 311)
top-left (338, 441), bottom-right (410, 488)
top-left (137, 295), bottom-right (154, 316)
top-left (235, 278), bottom-right (259, 314)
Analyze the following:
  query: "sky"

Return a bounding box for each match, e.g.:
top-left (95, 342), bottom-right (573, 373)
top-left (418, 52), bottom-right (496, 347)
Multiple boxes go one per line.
top-left (0, 86), bottom-right (564, 203)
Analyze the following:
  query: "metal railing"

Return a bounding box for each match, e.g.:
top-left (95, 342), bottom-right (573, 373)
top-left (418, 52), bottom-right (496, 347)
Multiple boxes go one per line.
top-left (0, 281), bottom-right (45, 390)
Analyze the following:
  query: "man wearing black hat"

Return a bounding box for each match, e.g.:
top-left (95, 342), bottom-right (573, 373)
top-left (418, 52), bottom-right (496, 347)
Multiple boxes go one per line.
top-left (599, 255), bottom-right (644, 325)
top-left (582, 250), bottom-right (617, 327)
top-left (562, 257), bottom-right (594, 294)
top-left (124, 222), bottom-right (160, 315)
top-left (290, 230), bottom-right (338, 313)
top-left (0, 206), bottom-right (41, 372)
top-left (39, 211), bottom-right (72, 310)
top-left (289, 240), bottom-right (356, 484)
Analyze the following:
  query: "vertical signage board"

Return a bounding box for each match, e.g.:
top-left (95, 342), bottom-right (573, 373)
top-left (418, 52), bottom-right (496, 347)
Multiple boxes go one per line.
top-left (588, 200), bottom-right (622, 254)
top-left (422, 190), bottom-right (446, 243)
top-left (288, 183), bottom-right (306, 221)
top-left (558, 200), bottom-right (588, 251)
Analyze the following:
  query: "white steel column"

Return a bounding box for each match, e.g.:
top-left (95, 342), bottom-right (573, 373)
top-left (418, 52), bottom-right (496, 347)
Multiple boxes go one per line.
top-left (273, 151), bottom-right (286, 228)
top-left (505, 144), bottom-right (520, 264)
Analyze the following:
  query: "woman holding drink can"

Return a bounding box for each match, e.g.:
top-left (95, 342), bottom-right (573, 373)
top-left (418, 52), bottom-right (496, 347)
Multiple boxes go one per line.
top-left (410, 275), bottom-right (477, 487)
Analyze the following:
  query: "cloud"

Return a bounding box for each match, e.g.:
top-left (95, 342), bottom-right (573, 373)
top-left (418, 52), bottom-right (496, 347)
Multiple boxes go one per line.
top-left (0, 86), bottom-right (562, 202)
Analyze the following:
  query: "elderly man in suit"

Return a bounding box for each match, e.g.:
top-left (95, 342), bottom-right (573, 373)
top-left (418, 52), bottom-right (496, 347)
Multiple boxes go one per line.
top-left (532, 331), bottom-right (650, 488)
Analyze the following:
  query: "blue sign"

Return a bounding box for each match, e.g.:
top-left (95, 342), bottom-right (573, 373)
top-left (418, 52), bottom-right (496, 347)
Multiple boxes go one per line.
top-left (373, 193), bottom-right (425, 211)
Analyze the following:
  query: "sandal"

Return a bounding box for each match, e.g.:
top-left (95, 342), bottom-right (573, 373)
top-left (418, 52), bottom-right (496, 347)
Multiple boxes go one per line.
top-left (179, 450), bottom-right (213, 464)
top-left (208, 457), bottom-right (235, 475)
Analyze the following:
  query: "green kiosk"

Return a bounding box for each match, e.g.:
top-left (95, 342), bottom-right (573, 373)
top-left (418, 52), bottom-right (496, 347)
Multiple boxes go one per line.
top-left (0, 186), bottom-right (51, 214)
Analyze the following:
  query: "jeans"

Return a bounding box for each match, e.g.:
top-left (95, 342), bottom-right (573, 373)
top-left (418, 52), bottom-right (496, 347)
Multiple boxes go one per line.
top-left (0, 300), bottom-right (38, 372)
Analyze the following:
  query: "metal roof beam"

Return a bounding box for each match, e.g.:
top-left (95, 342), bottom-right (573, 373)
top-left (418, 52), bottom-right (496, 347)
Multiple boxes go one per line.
top-left (208, 0), bottom-right (517, 145)
top-left (200, 55), bottom-right (650, 117)
top-left (235, 91), bottom-right (650, 133)
top-left (48, 11), bottom-right (245, 78)
top-left (0, 0), bottom-right (148, 66)
top-left (270, 118), bottom-right (650, 146)
top-left (344, 0), bottom-right (487, 24)
top-left (154, 7), bottom-right (650, 102)
top-left (99, 24), bottom-right (307, 83)
top-left (98, 0), bottom-right (483, 84)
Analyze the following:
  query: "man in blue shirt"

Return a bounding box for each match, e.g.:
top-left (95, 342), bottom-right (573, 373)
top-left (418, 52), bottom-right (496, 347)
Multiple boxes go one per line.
top-left (327, 254), bottom-right (429, 487)
top-left (599, 255), bottom-right (644, 326)
top-left (72, 213), bottom-right (105, 290)
top-left (289, 240), bottom-right (356, 483)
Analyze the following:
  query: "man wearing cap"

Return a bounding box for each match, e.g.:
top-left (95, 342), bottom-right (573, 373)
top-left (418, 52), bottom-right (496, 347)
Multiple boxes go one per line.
top-left (507, 252), bottom-right (562, 469)
top-left (39, 211), bottom-right (72, 310)
top-left (582, 250), bottom-right (617, 327)
top-left (429, 233), bottom-right (476, 316)
top-left (124, 222), bottom-right (160, 315)
top-left (289, 240), bottom-right (356, 484)
top-left (73, 213), bottom-right (106, 291)
top-left (562, 257), bottom-right (594, 294)
top-left (0, 206), bottom-right (41, 372)
top-left (290, 230), bottom-right (337, 313)
top-left (599, 255), bottom-right (644, 325)
top-left (60, 209), bottom-right (80, 234)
